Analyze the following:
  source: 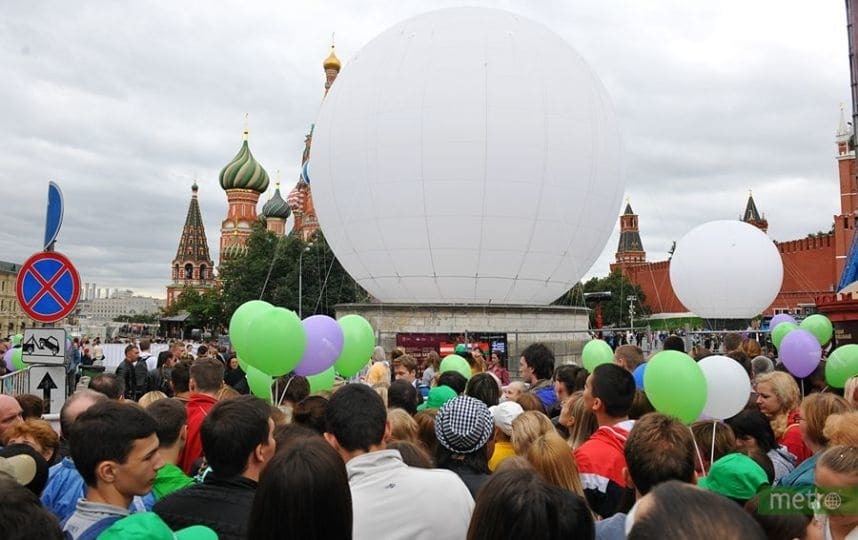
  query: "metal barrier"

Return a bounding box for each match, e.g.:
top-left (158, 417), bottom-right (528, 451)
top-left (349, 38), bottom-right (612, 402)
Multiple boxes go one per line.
top-left (0, 368), bottom-right (30, 396)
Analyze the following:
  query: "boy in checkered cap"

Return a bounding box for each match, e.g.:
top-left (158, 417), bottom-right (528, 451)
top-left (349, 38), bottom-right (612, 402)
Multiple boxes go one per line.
top-left (434, 396), bottom-right (495, 497)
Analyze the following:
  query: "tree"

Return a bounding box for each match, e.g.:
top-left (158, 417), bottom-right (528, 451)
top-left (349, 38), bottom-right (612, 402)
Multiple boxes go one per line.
top-left (218, 225), bottom-right (370, 319)
top-left (162, 286), bottom-right (226, 335)
top-left (554, 269), bottom-right (650, 327)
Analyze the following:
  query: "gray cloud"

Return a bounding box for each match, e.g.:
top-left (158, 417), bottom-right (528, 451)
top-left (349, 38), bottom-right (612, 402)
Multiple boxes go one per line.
top-left (0, 1), bottom-right (850, 299)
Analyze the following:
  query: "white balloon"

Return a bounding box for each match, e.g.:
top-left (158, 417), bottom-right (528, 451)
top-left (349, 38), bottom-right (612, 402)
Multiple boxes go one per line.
top-left (310, 7), bottom-right (624, 304)
top-left (669, 221), bottom-right (783, 318)
top-left (698, 355), bottom-right (752, 419)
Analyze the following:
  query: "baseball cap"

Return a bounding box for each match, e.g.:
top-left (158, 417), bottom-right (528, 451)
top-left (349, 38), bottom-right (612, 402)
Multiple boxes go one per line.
top-left (698, 453), bottom-right (768, 501)
top-left (417, 385), bottom-right (457, 411)
top-left (0, 443), bottom-right (49, 495)
top-left (99, 512), bottom-right (217, 540)
top-left (489, 401), bottom-right (524, 436)
top-left (435, 396), bottom-right (494, 454)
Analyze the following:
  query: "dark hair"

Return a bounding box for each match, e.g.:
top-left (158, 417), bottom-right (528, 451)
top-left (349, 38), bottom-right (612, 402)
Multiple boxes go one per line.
top-left (144, 398), bottom-right (187, 448)
top-left (414, 410), bottom-right (438, 457)
top-left (520, 343), bottom-right (555, 380)
top-left (628, 481), bottom-right (766, 540)
top-left (435, 442), bottom-right (490, 476)
top-left (124, 344), bottom-right (138, 356)
top-left (88, 373), bottom-right (124, 400)
top-left (171, 360), bottom-right (192, 393)
top-left (197, 345), bottom-right (209, 357)
top-left (201, 395), bottom-right (271, 477)
top-left (466, 469), bottom-right (594, 540)
top-left (387, 440), bottom-right (433, 468)
top-left (724, 409), bottom-right (777, 453)
top-left (466, 373), bottom-right (501, 407)
top-left (292, 396), bottom-right (330, 435)
top-left (553, 364), bottom-right (586, 395)
top-left (274, 423), bottom-right (320, 452)
top-left (273, 375), bottom-right (310, 406)
top-left (388, 380), bottom-right (419, 415)
top-left (156, 351), bottom-right (173, 370)
top-left (723, 333), bottom-right (743, 353)
top-left (591, 364), bottom-right (636, 418)
top-left (744, 495), bottom-right (813, 540)
top-left (59, 390), bottom-right (106, 439)
top-left (190, 357), bottom-right (224, 392)
top-left (663, 336), bottom-right (685, 352)
top-left (69, 401), bottom-right (158, 487)
top-left (248, 438), bottom-right (352, 540)
top-left (726, 351), bottom-right (752, 379)
top-left (743, 446), bottom-right (775, 484)
top-left (628, 390), bottom-right (655, 420)
top-left (15, 394), bottom-right (45, 419)
top-left (624, 413), bottom-right (696, 495)
top-left (437, 371), bottom-right (467, 395)
top-left (326, 384), bottom-right (387, 452)
top-left (0, 475), bottom-right (63, 540)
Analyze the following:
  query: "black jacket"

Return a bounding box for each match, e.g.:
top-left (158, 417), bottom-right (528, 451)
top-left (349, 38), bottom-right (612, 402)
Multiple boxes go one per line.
top-left (114, 359), bottom-right (150, 401)
top-left (153, 474), bottom-right (257, 540)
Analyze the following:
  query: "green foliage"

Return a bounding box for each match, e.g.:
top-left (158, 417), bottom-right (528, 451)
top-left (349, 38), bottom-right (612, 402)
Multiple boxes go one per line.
top-left (553, 269), bottom-right (650, 327)
top-left (113, 313), bottom-right (159, 324)
top-left (218, 225), bottom-right (370, 321)
top-left (162, 286), bottom-right (225, 334)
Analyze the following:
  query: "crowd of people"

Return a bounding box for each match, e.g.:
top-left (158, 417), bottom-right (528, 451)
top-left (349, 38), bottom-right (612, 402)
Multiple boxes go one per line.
top-left (0, 332), bottom-right (856, 539)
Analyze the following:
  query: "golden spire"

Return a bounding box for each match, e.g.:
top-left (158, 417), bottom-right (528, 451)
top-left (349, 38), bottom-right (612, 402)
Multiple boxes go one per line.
top-left (323, 35), bottom-right (341, 71)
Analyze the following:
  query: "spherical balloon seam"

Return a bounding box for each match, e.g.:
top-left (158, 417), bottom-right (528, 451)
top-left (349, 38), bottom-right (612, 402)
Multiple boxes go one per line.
top-left (310, 7), bottom-right (624, 305)
top-left (698, 355), bottom-right (751, 420)
top-left (643, 350), bottom-right (707, 424)
top-left (669, 221), bottom-right (783, 319)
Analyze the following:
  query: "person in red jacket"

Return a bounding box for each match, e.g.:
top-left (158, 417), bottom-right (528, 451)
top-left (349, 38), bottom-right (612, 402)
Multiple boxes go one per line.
top-left (178, 357), bottom-right (223, 474)
top-left (573, 363), bottom-right (636, 518)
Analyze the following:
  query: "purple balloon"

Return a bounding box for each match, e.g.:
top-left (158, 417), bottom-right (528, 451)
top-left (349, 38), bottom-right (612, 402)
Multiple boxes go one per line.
top-left (3, 349), bottom-right (14, 372)
top-left (770, 314), bottom-right (797, 330)
top-left (779, 329), bottom-right (822, 378)
top-left (293, 315), bottom-right (345, 376)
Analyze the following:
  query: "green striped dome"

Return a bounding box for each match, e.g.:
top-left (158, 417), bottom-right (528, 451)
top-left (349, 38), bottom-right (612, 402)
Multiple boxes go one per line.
top-left (222, 242), bottom-right (249, 260)
top-left (262, 187), bottom-right (291, 219)
top-left (219, 133), bottom-right (270, 193)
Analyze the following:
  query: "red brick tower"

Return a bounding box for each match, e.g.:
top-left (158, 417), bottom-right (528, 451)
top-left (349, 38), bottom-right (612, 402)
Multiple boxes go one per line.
top-left (615, 201), bottom-right (646, 265)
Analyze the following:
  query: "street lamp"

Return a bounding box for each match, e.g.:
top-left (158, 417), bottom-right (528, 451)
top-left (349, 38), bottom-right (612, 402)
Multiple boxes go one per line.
top-left (298, 244), bottom-right (313, 319)
top-left (628, 295), bottom-right (637, 331)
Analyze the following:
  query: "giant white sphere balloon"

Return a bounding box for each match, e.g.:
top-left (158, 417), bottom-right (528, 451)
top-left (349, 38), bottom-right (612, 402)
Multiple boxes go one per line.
top-left (310, 7), bottom-right (624, 304)
top-left (669, 220), bottom-right (783, 318)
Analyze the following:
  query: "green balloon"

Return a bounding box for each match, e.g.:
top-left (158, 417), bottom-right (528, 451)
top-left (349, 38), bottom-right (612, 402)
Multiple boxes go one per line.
top-left (246, 365), bottom-right (273, 403)
top-left (307, 366), bottom-right (336, 393)
top-left (11, 348), bottom-right (24, 371)
top-left (800, 314), bottom-right (834, 346)
top-left (334, 315), bottom-right (376, 377)
top-left (825, 344), bottom-right (858, 388)
top-left (772, 322), bottom-right (798, 350)
top-left (582, 339), bottom-right (614, 372)
top-left (237, 357), bottom-right (250, 372)
top-left (440, 354), bottom-right (471, 381)
top-left (11, 334), bottom-right (22, 346)
top-left (229, 300), bottom-right (273, 364)
top-left (242, 307), bottom-right (306, 377)
top-left (643, 350), bottom-right (707, 424)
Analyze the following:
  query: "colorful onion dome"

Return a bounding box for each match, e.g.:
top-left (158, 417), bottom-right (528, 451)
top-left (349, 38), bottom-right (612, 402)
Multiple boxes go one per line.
top-left (262, 184), bottom-right (292, 219)
top-left (222, 242), bottom-right (248, 260)
top-left (323, 45), bottom-right (341, 71)
top-left (219, 131), bottom-right (270, 193)
top-left (287, 182), bottom-right (306, 210)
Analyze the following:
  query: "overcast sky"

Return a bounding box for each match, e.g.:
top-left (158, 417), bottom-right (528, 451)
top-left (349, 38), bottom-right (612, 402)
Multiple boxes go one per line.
top-left (0, 1), bottom-right (850, 301)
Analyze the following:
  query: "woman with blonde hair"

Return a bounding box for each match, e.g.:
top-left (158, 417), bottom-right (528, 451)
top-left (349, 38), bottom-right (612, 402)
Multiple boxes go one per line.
top-left (526, 431), bottom-right (586, 498)
top-left (844, 375), bottom-right (858, 408)
top-left (814, 445), bottom-right (858, 539)
top-left (559, 391), bottom-right (598, 450)
top-left (511, 411), bottom-right (555, 456)
top-left (387, 407), bottom-right (419, 443)
top-left (138, 390), bottom-right (167, 408)
top-left (823, 411), bottom-right (858, 447)
top-left (755, 371), bottom-right (811, 464)
top-left (778, 392), bottom-right (851, 487)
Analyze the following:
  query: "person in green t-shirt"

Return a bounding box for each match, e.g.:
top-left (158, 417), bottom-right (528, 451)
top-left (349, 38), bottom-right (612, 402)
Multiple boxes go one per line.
top-left (144, 399), bottom-right (194, 499)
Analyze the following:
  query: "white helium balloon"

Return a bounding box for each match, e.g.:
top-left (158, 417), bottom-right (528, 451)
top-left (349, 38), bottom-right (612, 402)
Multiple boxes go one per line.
top-left (669, 220), bottom-right (783, 318)
top-left (698, 355), bottom-right (752, 419)
top-left (311, 7), bottom-right (623, 304)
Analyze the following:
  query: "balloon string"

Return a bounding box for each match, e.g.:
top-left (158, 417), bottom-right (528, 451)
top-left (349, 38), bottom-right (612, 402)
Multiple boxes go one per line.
top-left (259, 237), bottom-right (284, 300)
top-left (801, 379), bottom-right (805, 400)
top-left (690, 426), bottom-right (707, 477)
top-left (710, 420), bottom-right (716, 472)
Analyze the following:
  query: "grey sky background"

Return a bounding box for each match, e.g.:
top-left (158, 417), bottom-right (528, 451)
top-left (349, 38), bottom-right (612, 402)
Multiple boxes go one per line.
top-left (0, 1), bottom-right (850, 300)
